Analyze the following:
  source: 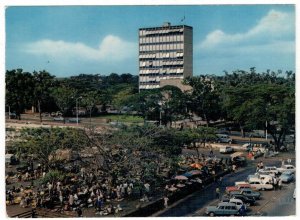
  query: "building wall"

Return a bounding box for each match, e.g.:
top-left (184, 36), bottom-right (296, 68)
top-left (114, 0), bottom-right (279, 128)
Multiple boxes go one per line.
top-left (138, 23), bottom-right (193, 90)
top-left (160, 78), bottom-right (192, 92)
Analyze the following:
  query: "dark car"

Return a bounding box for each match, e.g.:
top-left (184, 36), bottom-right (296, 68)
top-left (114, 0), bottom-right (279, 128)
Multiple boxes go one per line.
top-left (231, 194), bottom-right (256, 206)
top-left (240, 189), bottom-right (261, 200)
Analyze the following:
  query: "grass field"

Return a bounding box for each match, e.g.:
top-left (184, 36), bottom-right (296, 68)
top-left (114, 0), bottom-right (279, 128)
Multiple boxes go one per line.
top-left (95, 114), bottom-right (144, 123)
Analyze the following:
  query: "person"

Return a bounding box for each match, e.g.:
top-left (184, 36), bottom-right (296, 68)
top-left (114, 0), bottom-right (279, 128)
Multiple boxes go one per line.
top-left (256, 163), bottom-right (260, 172)
top-left (273, 177), bottom-right (277, 190)
top-left (278, 179), bottom-right (282, 190)
top-left (218, 177), bottom-right (223, 186)
top-left (163, 196), bottom-right (169, 208)
top-left (287, 158), bottom-right (292, 164)
top-left (281, 159), bottom-right (285, 166)
top-left (215, 187), bottom-right (220, 199)
top-left (260, 161), bottom-right (264, 169)
top-left (239, 204), bottom-right (246, 216)
top-left (77, 207), bottom-right (83, 217)
top-left (232, 164), bottom-right (236, 173)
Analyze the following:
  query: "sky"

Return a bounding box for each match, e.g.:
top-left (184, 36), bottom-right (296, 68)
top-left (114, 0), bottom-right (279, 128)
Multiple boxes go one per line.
top-left (5, 5), bottom-right (295, 77)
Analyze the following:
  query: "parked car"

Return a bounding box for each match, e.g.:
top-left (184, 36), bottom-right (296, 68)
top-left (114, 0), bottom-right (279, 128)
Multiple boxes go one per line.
top-left (53, 116), bottom-right (64, 121)
top-left (67, 118), bottom-right (81, 123)
top-left (259, 166), bottom-right (279, 175)
top-left (247, 175), bottom-right (274, 184)
top-left (279, 171), bottom-right (295, 183)
top-left (220, 198), bottom-right (247, 210)
top-left (277, 165), bottom-right (296, 174)
top-left (247, 179), bottom-right (273, 190)
top-left (220, 146), bottom-right (234, 154)
top-left (229, 191), bottom-right (256, 201)
top-left (9, 112), bottom-right (17, 119)
top-left (216, 134), bottom-right (232, 144)
top-left (255, 170), bottom-right (275, 178)
top-left (240, 188), bottom-right (261, 200)
top-left (231, 194), bottom-right (256, 206)
top-left (205, 202), bottom-right (240, 216)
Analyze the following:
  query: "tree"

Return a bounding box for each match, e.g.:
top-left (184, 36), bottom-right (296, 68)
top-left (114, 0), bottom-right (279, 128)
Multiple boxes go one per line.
top-left (81, 91), bottom-right (99, 124)
top-left (6, 69), bottom-right (34, 120)
top-left (184, 76), bottom-right (222, 126)
top-left (179, 127), bottom-right (216, 159)
top-left (159, 85), bottom-right (188, 127)
top-left (32, 70), bottom-right (55, 122)
top-left (83, 124), bottom-right (185, 185)
top-left (16, 127), bottom-right (89, 168)
top-left (51, 86), bottom-right (77, 122)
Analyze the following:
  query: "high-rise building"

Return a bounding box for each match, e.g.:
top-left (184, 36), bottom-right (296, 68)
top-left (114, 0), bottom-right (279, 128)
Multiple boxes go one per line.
top-left (138, 22), bottom-right (193, 90)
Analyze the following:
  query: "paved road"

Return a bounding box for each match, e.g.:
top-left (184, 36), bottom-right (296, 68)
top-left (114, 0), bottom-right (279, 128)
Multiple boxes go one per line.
top-left (154, 158), bottom-right (295, 217)
top-left (154, 164), bottom-right (257, 217)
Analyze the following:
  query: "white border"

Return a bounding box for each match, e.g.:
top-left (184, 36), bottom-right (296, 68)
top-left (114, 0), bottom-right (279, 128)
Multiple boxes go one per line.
top-left (0, 1), bottom-right (298, 220)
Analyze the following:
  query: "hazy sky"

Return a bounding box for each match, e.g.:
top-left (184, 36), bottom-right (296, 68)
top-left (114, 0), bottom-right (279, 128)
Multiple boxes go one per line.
top-left (5, 5), bottom-right (295, 77)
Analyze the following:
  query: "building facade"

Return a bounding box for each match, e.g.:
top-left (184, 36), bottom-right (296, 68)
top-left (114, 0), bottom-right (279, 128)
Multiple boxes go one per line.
top-left (139, 22), bottom-right (193, 90)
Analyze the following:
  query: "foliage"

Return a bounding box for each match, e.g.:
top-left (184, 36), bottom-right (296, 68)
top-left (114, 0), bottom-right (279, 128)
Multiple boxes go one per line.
top-left (50, 86), bottom-right (77, 118)
top-left (184, 76), bottom-right (222, 126)
top-left (17, 127), bottom-right (89, 167)
top-left (40, 170), bottom-right (66, 184)
top-left (6, 69), bottom-right (34, 119)
top-left (84, 124), bottom-right (186, 184)
top-left (32, 70), bottom-right (55, 122)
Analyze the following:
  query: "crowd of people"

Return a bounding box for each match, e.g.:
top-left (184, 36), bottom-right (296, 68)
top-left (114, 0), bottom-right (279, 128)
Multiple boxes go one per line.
top-left (6, 150), bottom-right (232, 217)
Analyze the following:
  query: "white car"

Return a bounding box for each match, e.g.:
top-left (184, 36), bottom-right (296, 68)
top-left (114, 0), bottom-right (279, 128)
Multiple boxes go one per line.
top-left (220, 146), bottom-right (234, 154)
top-left (248, 174), bottom-right (274, 184)
top-left (277, 165), bottom-right (295, 174)
top-left (259, 166), bottom-right (279, 175)
top-left (228, 198), bottom-right (247, 210)
top-left (247, 179), bottom-right (273, 190)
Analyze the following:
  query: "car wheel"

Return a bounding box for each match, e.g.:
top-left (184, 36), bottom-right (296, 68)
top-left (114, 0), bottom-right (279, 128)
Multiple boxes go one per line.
top-left (209, 212), bottom-right (215, 217)
top-left (262, 188), bottom-right (265, 191)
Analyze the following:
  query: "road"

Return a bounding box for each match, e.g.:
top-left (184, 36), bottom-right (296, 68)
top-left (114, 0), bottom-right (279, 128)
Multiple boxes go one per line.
top-left (153, 158), bottom-right (296, 217)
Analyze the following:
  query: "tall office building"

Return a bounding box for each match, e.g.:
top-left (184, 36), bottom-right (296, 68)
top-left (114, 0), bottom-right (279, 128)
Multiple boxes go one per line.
top-left (138, 22), bottom-right (193, 90)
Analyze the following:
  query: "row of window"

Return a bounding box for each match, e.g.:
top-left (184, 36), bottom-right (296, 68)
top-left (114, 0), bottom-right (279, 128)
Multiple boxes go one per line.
top-left (139, 41), bottom-right (184, 46)
top-left (139, 51), bottom-right (184, 59)
top-left (140, 60), bottom-right (184, 67)
top-left (139, 73), bottom-right (183, 77)
top-left (139, 43), bottom-right (184, 52)
top-left (139, 28), bottom-right (184, 36)
top-left (139, 81), bottom-right (160, 85)
top-left (139, 68), bottom-right (184, 74)
top-left (139, 34), bottom-right (184, 44)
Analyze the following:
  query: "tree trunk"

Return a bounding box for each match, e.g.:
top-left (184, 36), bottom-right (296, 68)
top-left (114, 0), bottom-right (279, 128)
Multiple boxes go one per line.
top-left (38, 100), bottom-right (42, 123)
top-left (239, 124), bottom-right (245, 137)
top-left (194, 142), bottom-right (200, 159)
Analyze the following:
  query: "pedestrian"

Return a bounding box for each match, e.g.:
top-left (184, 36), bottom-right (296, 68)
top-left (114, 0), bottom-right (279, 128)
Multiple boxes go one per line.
top-left (77, 207), bottom-right (83, 217)
top-left (287, 158), bottom-right (292, 164)
top-left (281, 159), bottom-right (285, 166)
top-left (256, 164), bottom-right (260, 172)
top-left (215, 187), bottom-right (220, 199)
top-left (278, 179), bottom-right (282, 190)
top-left (239, 204), bottom-right (246, 216)
top-left (218, 177), bottom-right (223, 186)
top-left (232, 164), bottom-right (236, 173)
top-left (163, 196), bottom-right (169, 208)
top-left (273, 178), bottom-right (277, 190)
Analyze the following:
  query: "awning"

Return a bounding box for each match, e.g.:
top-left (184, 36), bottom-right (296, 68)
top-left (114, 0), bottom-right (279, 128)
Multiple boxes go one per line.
top-left (230, 152), bottom-right (245, 158)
